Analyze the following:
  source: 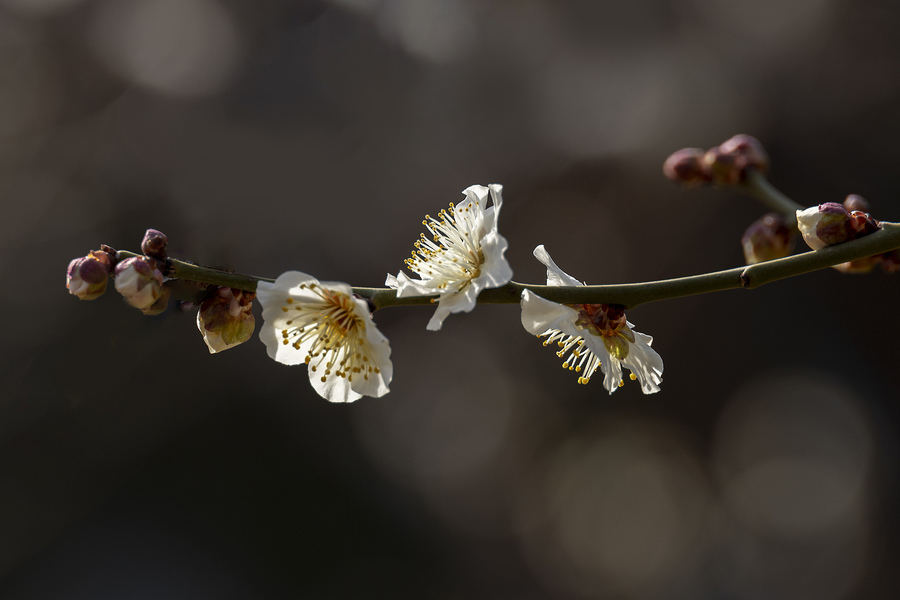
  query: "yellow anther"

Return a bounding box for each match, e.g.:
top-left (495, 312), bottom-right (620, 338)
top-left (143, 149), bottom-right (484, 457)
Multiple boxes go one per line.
top-left (618, 380), bottom-right (624, 387)
top-left (629, 373), bottom-right (637, 381)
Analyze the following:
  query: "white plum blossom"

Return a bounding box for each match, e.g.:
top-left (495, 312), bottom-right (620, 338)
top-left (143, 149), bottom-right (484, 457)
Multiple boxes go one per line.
top-left (386, 184), bottom-right (513, 330)
top-left (257, 271), bottom-right (392, 403)
top-left (520, 246), bottom-right (663, 394)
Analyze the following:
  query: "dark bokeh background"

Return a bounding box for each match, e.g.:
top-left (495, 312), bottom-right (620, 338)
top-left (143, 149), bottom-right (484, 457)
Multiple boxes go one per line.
top-left (2, 0), bottom-right (900, 598)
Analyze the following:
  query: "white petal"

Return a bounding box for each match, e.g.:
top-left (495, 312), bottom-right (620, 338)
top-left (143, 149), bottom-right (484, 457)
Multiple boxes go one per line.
top-left (426, 284), bottom-right (481, 330)
top-left (533, 245), bottom-right (583, 287)
top-left (257, 273), bottom-right (319, 366)
top-left (386, 271), bottom-right (438, 297)
top-left (520, 290), bottom-right (580, 336)
top-left (600, 357), bottom-right (623, 394)
top-left (477, 230), bottom-right (513, 289)
top-left (622, 332), bottom-right (664, 394)
top-left (351, 307), bottom-right (393, 397)
top-left (795, 206), bottom-right (827, 250)
top-left (481, 184), bottom-right (504, 232)
top-left (310, 368), bottom-right (362, 403)
top-left (461, 184), bottom-right (490, 207)
top-left (197, 310), bottom-right (230, 354)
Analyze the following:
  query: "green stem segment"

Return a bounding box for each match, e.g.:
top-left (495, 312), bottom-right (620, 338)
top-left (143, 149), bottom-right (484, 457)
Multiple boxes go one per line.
top-left (740, 171), bottom-right (806, 219)
top-left (116, 222), bottom-right (900, 311)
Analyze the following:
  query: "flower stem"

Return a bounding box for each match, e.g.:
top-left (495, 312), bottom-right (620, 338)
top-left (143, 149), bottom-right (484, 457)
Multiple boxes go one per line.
top-left (116, 251), bottom-right (274, 291)
top-left (115, 222), bottom-right (900, 311)
top-left (739, 171), bottom-right (805, 219)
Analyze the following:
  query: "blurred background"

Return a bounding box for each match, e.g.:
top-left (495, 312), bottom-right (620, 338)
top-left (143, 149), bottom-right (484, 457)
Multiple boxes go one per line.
top-left (2, 0), bottom-right (899, 598)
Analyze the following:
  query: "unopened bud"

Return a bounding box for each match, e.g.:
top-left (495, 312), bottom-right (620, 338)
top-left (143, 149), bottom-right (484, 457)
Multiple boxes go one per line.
top-left (833, 255), bottom-right (882, 275)
top-left (66, 250), bottom-right (112, 300)
top-left (703, 146), bottom-right (740, 184)
top-left (796, 203), bottom-right (856, 250)
top-left (842, 194), bottom-right (870, 213)
top-left (114, 256), bottom-right (164, 310)
top-left (197, 287), bottom-right (256, 353)
top-left (704, 134), bottom-right (769, 184)
top-left (141, 284), bottom-right (172, 316)
top-left (848, 210), bottom-right (879, 237)
top-left (718, 134), bottom-right (769, 175)
top-left (663, 148), bottom-right (711, 186)
top-left (880, 250), bottom-right (900, 274)
top-left (741, 213), bottom-right (793, 264)
top-left (141, 228), bottom-right (168, 259)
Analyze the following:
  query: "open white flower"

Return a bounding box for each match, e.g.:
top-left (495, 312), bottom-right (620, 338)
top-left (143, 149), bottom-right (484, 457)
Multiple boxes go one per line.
top-left (520, 246), bottom-right (663, 394)
top-left (258, 271), bottom-right (392, 403)
top-left (386, 184), bottom-right (513, 330)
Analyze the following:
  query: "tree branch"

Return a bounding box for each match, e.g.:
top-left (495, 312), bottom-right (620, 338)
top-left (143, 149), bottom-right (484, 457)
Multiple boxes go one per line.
top-left (116, 222), bottom-right (900, 311)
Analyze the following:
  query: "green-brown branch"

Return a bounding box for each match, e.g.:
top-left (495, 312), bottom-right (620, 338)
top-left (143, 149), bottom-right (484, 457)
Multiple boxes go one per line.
top-left (116, 222), bottom-right (900, 311)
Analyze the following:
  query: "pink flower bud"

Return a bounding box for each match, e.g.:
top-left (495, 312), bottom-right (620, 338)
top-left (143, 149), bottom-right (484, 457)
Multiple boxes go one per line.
top-left (796, 203), bottom-right (857, 250)
top-left (702, 146), bottom-right (739, 184)
top-left (741, 213), bottom-right (794, 264)
top-left (880, 249), bottom-right (900, 274)
top-left (881, 250), bottom-right (900, 273)
top-left (197, 287), bottom-right (256, 353)
top-left (833, 255), bottom-right (882, 274)
top-left (718, 134), bottom-right (769, 175)
top-left (114, 256), bottom-right (164, 310)
top-left (66, 250), bottom-right (112, 300)
top-left (848, 210), bottom-right (879, 237)
top-left (662, 148), bottom-right (711, 186)
top-left (140, 228), bottom-right (168, 259)
top-left (141, 284), bottom-right (172, 316)
top-left (704, 134), bottom-right (769, 184)
top-left (842, 194), bottom-right (870, 213)
top-left (796, 202), bottom-right (883, 275)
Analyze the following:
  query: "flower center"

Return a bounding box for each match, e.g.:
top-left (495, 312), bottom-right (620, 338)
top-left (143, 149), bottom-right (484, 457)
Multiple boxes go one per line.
top-left (279, 283), bottom-right (380, 383)
top-left (404, 200), bottom-right (485, 290)
top-left (571, 303), bottom-right (635, 360)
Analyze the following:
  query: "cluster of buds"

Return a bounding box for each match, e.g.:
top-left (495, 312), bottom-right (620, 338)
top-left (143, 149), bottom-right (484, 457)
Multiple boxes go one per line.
top-left (66, 228), bottom-right (169, 311)
top-left (197, 287), bottom-right (256, 353)
top-left (663, 134), bottom-right (769, 186)
top-left (795, 195), bottom-right (894, 274)
top-left (66, 228), bottom-right (258, 353)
